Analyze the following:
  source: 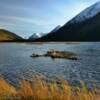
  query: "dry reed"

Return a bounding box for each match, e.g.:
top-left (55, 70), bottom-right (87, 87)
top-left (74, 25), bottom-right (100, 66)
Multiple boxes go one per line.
top-left (0, 77), bottom-right (100, 100)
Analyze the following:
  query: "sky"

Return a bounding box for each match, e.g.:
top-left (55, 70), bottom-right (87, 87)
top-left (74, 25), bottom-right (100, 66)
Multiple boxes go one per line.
top-left (0, 0), bottom-right (99, 38)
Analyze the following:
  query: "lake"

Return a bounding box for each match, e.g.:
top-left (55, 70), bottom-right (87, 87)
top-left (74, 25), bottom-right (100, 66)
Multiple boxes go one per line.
top-left (0, 42), bottom-right (100, 87)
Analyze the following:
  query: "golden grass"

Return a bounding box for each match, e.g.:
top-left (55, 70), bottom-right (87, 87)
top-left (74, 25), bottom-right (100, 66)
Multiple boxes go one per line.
top-left (0, 77), bottom-right (100, 100)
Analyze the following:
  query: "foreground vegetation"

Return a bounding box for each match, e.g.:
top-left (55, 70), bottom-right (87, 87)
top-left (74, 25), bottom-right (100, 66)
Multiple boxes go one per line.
top-left (0, 77), bottom-right (100, 100)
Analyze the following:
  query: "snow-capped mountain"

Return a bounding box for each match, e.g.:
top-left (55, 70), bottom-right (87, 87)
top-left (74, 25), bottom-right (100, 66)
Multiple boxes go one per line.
top-left (69, 1), bottom-right (100, 24)
top-left (35, 1), bottom-right (100, 41)
top-left (29, 33), bottom-right (46, 40)
top-left (29, 25), bottom-right (61, 40)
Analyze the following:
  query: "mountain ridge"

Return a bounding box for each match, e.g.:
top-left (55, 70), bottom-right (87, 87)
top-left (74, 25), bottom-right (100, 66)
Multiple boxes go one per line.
top-left (35, 2), bottom-right (100, 41)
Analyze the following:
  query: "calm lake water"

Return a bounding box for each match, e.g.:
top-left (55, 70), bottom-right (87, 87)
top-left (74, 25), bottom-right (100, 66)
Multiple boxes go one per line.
top-left (0, 42), bottom-right (100, 87)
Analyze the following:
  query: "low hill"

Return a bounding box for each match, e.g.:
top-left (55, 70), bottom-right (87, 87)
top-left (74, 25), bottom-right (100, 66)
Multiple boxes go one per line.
top-left (0, 29), bottom-right (23, 41)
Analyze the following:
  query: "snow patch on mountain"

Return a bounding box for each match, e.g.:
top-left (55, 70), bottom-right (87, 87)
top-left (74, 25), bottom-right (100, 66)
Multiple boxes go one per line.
top-left (29, 33), bottom-right (46, 40)
top-left (69, 1), bottom-right (100, 24)
top-left (29, 25), bottom-right (61, 40)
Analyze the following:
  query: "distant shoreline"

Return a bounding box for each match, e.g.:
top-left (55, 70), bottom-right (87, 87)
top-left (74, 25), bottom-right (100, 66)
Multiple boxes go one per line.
top-left (0, 41), bottom-right (81, 45)
top-left (0, 40), bottom-right (100, 43)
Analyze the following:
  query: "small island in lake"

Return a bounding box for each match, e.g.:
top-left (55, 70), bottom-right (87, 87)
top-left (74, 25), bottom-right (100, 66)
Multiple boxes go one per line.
top-left (31, 50), bottom-right (79, 60)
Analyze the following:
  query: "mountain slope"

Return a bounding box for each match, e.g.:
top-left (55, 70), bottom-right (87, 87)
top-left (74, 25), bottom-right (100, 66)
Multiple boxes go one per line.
top-left (35, 2), bottom-right (100, 41)
top-left (69, 1), bottom-right (100, 24)
top-left (0, 29), bottom-right (23, 41)
top-left (50, 25), bottom-right (61, 33)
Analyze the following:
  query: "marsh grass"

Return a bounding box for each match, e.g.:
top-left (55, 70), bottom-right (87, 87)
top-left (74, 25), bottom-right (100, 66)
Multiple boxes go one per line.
top-left (0, 77), bottom-right (100, 100)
